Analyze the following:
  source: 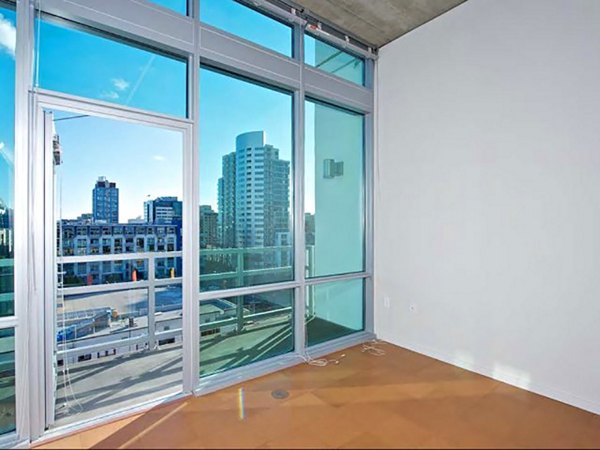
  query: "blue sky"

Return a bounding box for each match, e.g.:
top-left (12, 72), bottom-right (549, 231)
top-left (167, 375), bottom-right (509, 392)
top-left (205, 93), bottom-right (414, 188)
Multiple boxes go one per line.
top-left (0, 7), bottom-right (15, 209)
top-left (0, 1), bottom-right (321, 217)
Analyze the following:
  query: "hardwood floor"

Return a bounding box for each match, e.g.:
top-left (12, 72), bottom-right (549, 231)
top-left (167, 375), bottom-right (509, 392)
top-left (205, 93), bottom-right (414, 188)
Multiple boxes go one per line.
top-left (36, 342), bottom-right (600, 449)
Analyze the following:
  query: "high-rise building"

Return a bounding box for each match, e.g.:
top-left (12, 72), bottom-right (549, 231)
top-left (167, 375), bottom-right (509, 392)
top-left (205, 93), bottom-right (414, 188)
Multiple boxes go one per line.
top-left (0, 198), bottom-right (12, 258)
top-left (92, 177), bottom-right (119, 224)
top-left (218, 152), bottom-right (236, 248)
top-left (233, 131), bottom-right (290, 248)
top-left (144, 197), bottom-right (182, 225)
top-left (200, 205), bottom-right (219, 248)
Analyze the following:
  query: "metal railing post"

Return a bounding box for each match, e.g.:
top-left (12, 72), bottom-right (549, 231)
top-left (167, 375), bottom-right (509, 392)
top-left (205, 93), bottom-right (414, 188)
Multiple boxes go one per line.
top-left (147, 256), bottom-right (156, 350)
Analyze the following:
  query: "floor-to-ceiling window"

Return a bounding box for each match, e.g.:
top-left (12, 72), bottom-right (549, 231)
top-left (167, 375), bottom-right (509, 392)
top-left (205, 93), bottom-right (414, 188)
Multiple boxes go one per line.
top-left (6, 0), bottom-right (375, 444)
top-left (0, 1), bottom-right (16, 438)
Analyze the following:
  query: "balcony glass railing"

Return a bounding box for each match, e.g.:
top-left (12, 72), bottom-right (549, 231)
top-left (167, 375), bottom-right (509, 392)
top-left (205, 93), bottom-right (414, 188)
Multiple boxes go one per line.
top-left (56, 246), bottom-right (303, 363)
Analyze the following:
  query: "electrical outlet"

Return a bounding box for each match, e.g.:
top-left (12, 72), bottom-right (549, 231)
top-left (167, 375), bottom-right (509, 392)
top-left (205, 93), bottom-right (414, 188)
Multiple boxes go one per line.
top-left (383, 296), bottom-right (391, 308)
top-left (409, 303), bottom-right (418, 313)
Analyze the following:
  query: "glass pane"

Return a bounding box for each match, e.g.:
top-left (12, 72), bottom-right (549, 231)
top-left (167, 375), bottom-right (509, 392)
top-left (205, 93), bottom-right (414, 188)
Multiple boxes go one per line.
top-left (200, 0), bottom-right (292, 57)
top-left (199, 289), bottom-right (294, 377)
top-left (199, 67), bottom-right (293, 292)
top-left (148, 0), bottom-right (187, 15)
top-left (306, 279), bottom-right (364, 347)
top-left (0, 329), bottom-right (15, 435)
top-left (37, 18), bottom-right (187, 117)
top-left (52, 112), bottom-right (184, 426)
top-left (305, 100), bottom-right (364, 278)
top-left (305, 34), bottom-right (365, 85)
top-left (0, 6), bottom-right (15, 318)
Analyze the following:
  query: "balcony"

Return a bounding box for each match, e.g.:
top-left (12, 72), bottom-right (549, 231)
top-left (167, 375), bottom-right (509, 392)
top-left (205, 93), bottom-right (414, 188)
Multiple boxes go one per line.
top-left (53, 246), bottom-right (357, 427)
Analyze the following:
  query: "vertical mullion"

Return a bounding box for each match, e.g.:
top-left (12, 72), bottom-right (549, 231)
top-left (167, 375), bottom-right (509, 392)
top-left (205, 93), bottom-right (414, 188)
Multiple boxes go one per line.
top-left (293, 22), bottom-right (306, 355)
top-left (363, 58), bottom-right (375, 334)
top-left (182, 31), bottom-right (200, 391)
top-left (15, 0), bottom-right (35, 442)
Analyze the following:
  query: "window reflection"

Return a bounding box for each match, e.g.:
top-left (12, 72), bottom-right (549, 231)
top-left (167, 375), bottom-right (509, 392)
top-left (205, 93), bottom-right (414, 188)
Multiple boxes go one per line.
top-left (305, 99), bottom-right (365, 278)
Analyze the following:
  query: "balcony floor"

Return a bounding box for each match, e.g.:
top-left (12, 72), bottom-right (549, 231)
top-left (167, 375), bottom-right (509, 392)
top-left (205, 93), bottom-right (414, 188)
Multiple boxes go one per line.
top-left (53, 317), bottom-right (355, 428)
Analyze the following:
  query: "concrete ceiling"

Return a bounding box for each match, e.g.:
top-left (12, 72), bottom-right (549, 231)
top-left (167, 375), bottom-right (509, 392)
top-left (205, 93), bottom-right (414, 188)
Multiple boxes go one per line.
top-left (293, 0), bottom-right (468, 48)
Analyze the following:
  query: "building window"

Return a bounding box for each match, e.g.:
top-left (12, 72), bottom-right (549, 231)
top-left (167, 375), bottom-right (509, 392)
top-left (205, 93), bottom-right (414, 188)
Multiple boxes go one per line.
top-left (305, 33), bottom-right (365, 86)
top-left (306, 279), bottom-right (364, 347)
top-left (200, 0), bottom-right (292, 58)
top-left (305, 99), bottom-right (365, 278)
top-left (199, 67), bottom-right (293, 292)
top-left (37, 17), bottom-right (188, 117)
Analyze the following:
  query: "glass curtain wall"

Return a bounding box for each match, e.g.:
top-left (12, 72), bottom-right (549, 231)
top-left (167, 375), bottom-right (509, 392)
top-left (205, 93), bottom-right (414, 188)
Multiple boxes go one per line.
top-left (0, 1), bottom-right (16, 437)
top-left (6, 0), bottom-right (373, 442)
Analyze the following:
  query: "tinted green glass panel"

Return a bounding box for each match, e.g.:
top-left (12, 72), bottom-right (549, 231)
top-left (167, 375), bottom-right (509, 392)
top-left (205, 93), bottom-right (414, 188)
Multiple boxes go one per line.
top-left (306, 279), bottom-right (364, 347)
top-left (0, 329), bottom-right (15, 435)
top-left (305, 100), bottom-right (365, 278)
top-left (305, 34), bottom-right (365, 85)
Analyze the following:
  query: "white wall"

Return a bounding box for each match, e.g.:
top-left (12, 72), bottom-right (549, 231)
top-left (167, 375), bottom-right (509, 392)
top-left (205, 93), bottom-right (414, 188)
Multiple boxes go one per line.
top-left (375, 0), bottom-right (600, 414)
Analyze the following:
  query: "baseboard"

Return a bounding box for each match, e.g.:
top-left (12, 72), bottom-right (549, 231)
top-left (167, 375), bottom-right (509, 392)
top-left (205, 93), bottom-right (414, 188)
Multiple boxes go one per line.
top-left (387, 337), bottom-right (600, 416)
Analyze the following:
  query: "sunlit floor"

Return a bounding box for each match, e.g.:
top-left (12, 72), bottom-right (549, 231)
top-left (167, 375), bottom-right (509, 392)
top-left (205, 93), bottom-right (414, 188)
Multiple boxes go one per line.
top-left (40, 342), bottom-right (600, 449)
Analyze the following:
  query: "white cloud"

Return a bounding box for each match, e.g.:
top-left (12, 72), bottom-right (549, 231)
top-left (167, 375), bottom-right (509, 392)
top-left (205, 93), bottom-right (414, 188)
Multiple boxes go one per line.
top-left (153, 155), bottom-right (165, 162)
top-left (112, 78), bottom-right (130, 92)
top-left (101, 91), bottom-right (120, 100)
top-left (0, 13), bottom-right (16, 57)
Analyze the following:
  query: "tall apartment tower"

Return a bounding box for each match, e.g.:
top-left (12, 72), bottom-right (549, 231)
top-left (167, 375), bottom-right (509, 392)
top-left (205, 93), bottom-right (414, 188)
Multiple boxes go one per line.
top-left (234, 131), bottom-right (290, 248)
top-left (218, 152), bottom-right (237, 249)
top-left (92, 177), bottom-right (119, 224)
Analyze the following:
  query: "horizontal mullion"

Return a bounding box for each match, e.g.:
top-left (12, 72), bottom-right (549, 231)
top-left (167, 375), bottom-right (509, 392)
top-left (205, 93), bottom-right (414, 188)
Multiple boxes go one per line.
top-left (198, 280), bottom-right (300, 301)
top-left (199, 23), bottom-right (301, 92)
top-left (200, 266), bottom-right (292, 282)
top-left (35, 89), bottom-right (192, 131)
top-left (305, 271), bottom-right (371, 286)
top-left (304, 66), bottom-right (374, 114)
